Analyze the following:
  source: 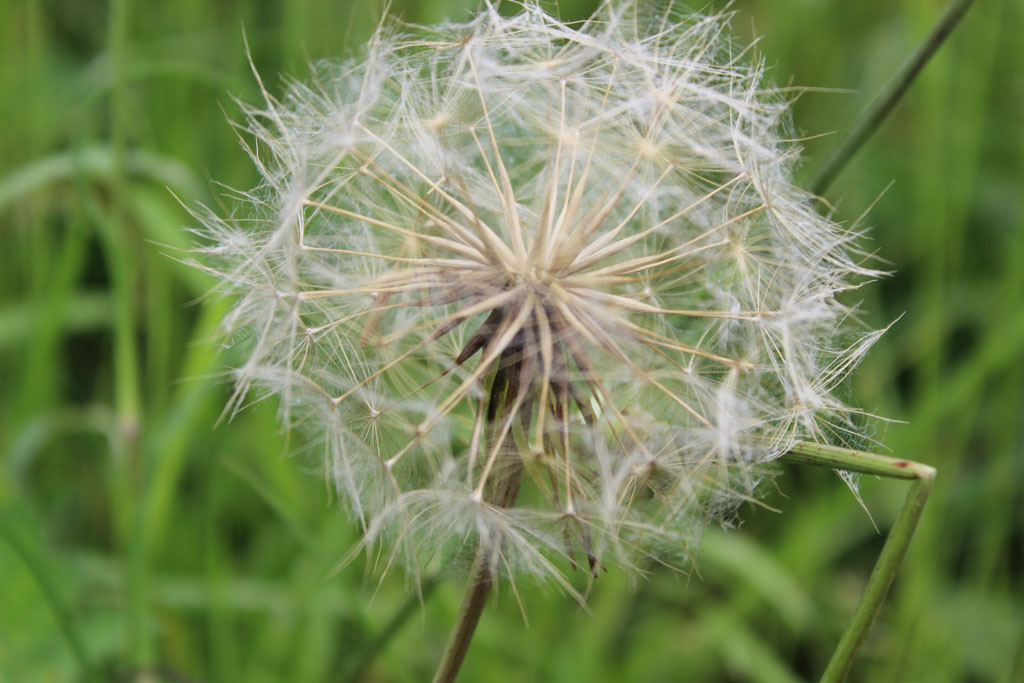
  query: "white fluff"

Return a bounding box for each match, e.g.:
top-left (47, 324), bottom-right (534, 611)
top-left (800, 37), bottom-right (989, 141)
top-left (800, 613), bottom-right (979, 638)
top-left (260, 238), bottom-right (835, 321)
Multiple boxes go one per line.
top-left (191, 1), bottom-right (882, 589)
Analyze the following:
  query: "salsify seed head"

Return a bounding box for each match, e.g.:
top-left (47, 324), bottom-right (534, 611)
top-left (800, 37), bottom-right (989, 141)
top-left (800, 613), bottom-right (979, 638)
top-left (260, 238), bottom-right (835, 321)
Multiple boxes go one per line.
top-left (193, 0), bottom-right (883, 592)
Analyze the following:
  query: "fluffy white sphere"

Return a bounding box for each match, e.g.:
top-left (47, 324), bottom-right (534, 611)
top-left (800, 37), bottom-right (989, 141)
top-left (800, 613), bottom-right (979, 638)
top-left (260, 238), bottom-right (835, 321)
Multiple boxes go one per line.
top-left (193, 1), bottom-right (881, 591)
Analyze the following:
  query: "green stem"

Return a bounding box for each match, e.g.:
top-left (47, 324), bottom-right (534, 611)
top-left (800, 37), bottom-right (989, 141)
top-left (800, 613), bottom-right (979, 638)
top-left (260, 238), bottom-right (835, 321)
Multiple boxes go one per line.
top-left (808, 0), bottom-right (976, 195)
top-left (104, 0), bottom-right (151, 670)
top-left (432, 549), bottom-right (495, 683)
top-left (783, 442), bottom-right (933, 481)
top-left (781, 442), bottom-right (936, 683)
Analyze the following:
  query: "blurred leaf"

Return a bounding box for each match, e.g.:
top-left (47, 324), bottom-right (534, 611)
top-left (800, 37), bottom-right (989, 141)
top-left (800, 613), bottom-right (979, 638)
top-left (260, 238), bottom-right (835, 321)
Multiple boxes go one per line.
top-left (0, 145), bottom-right (204, 212)
top-left (701, 528), bottom-right (817, 633)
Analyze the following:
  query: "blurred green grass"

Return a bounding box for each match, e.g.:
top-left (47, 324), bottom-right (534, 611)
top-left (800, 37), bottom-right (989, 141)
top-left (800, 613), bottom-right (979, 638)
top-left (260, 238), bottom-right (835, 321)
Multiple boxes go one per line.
top-left (1, 0), bottom-right (1021, 681)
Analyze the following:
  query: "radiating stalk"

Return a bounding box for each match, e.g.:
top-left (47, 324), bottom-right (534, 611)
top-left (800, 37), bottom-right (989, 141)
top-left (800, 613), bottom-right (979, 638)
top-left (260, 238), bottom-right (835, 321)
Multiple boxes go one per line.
top-left (781, 442), bottom-right (936, 683)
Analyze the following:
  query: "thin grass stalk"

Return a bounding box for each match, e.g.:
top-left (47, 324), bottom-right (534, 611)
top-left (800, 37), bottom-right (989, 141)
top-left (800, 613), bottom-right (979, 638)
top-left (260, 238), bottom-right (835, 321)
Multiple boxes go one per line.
top-left (103, 0), bottom-right (151, 671)
top-left (809, 0), bottom-right (977, 195)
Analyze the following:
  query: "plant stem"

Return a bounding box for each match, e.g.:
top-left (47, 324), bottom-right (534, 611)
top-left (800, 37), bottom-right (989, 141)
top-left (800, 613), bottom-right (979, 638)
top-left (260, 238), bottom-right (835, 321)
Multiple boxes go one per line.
top-left (432, 550), bottom-right (495, 683)
top-left (782, 442), bottom-right (936, 683)
top-left (783, 441), bottom-right (934, 481)
top-left (432, 346), bottom-right (529, 683)
top-left (809, 0), bottom-right (976, 195)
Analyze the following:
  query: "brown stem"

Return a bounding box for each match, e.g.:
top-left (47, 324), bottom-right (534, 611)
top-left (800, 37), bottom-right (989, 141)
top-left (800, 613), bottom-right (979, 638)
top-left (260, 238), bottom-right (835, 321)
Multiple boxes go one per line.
top-left (431, 550), bottom-right (495, 683)
top-left (432, 343), bottom-right (531, 682)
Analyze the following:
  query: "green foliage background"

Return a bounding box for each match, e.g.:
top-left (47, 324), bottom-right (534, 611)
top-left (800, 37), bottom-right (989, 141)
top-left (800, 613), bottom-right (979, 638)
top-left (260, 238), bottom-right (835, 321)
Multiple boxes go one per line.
top-left (1, 0), bottom-right (1021, 681)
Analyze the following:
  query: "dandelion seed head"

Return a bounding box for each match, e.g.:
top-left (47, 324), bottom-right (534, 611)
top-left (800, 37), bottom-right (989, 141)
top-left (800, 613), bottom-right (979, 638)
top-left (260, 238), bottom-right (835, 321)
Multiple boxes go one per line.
top-left (194, 0), bottom-right (883, 588)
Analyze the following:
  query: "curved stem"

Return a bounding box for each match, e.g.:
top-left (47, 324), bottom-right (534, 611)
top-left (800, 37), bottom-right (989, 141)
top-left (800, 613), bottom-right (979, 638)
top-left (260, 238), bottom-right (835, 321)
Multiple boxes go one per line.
top-left (782, 442), bottom-right (936, 683)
